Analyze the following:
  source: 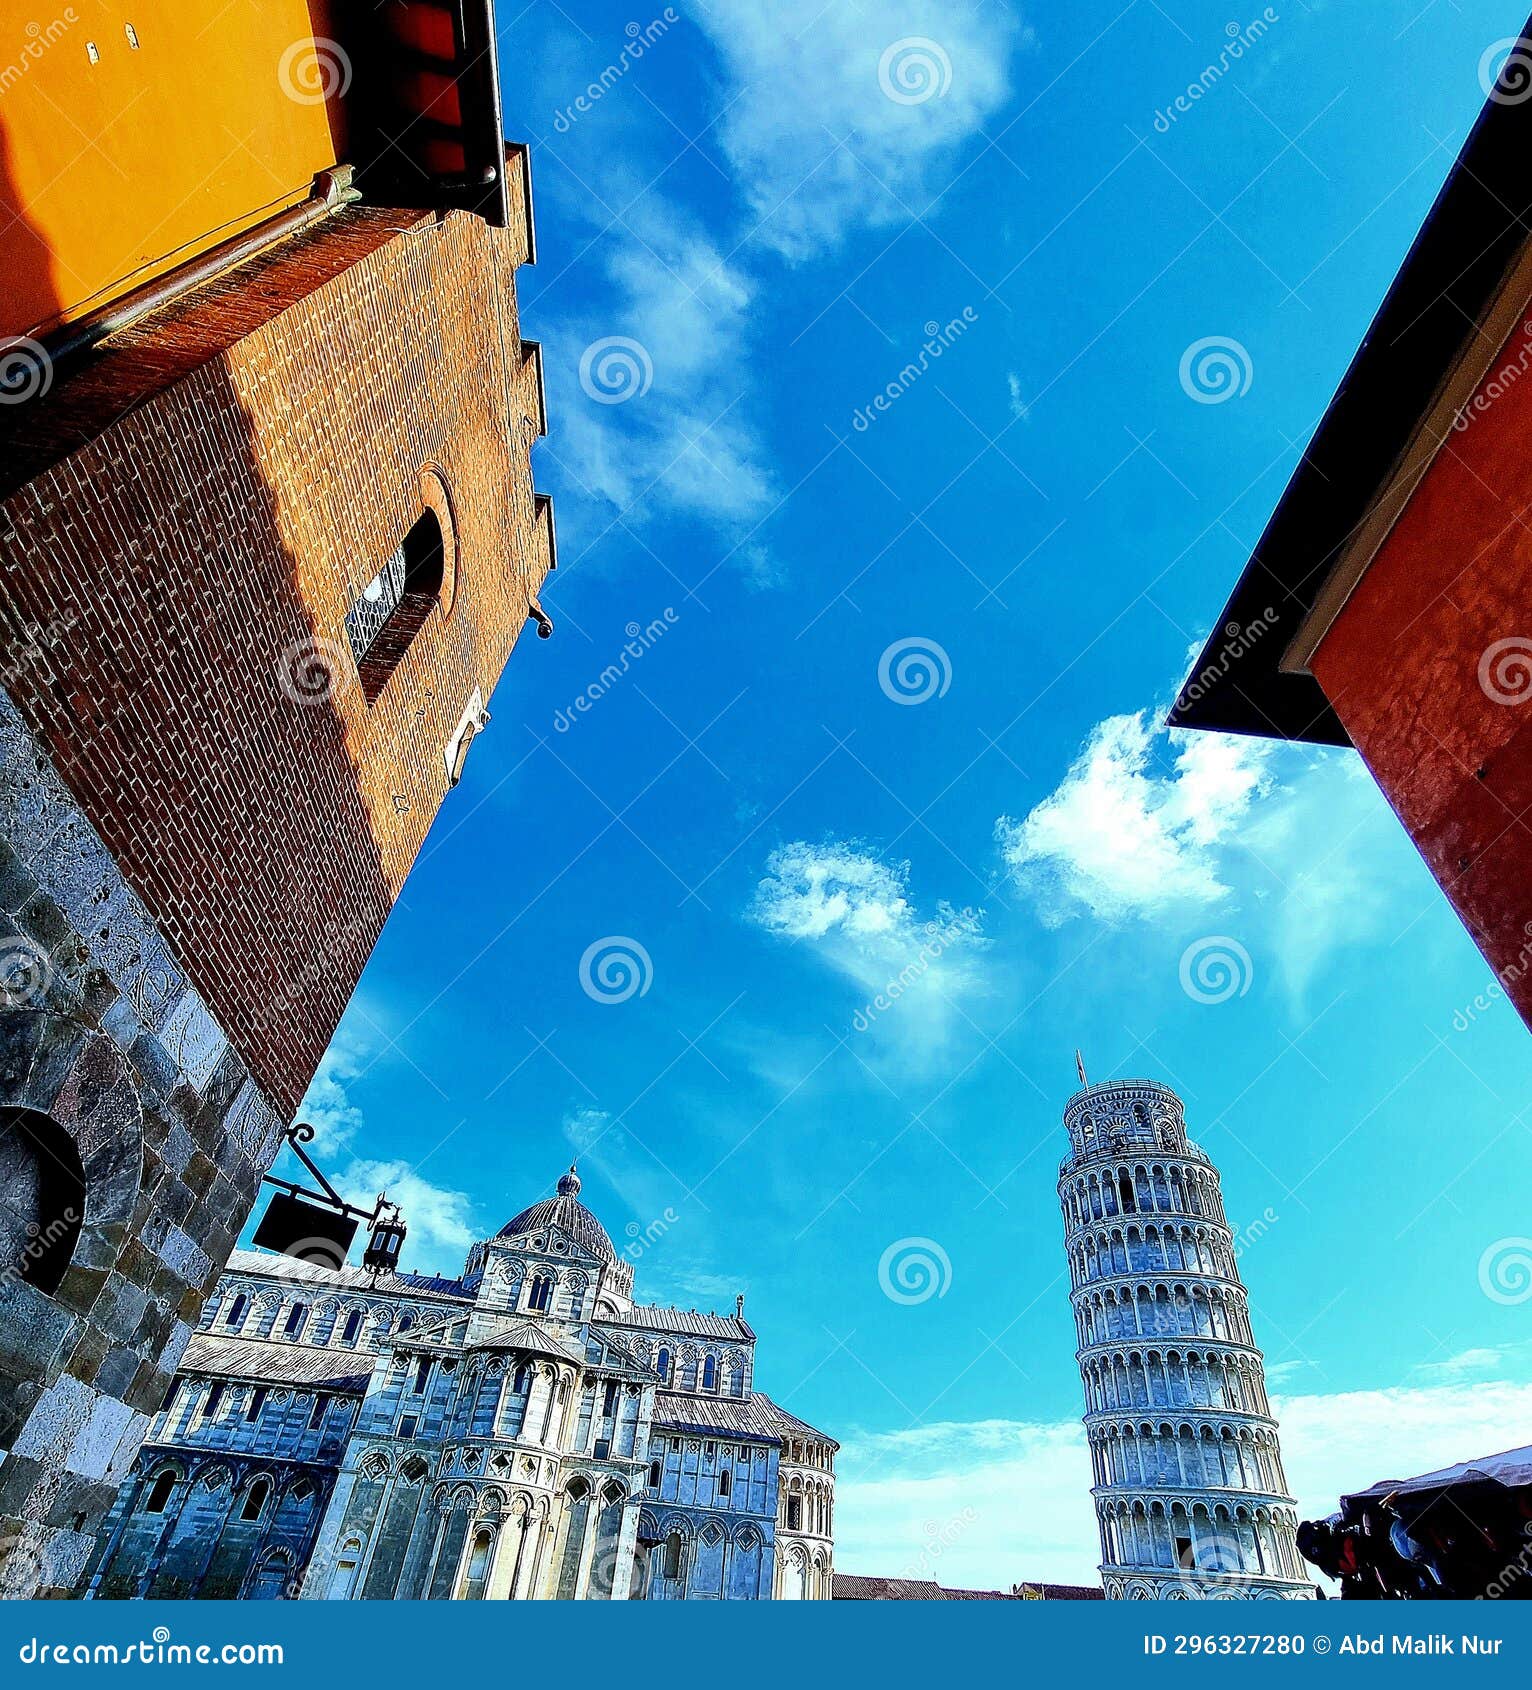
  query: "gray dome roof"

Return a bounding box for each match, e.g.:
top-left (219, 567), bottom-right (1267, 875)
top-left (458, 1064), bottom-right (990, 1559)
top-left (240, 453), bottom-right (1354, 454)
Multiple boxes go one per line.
top-left (496, 1166), bottom-right (615, 1263)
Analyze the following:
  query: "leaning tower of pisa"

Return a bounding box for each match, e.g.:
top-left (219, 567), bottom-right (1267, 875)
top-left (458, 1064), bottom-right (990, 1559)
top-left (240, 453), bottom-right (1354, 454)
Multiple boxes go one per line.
top-left (1058, 1076), bottom-right (1312, 1599)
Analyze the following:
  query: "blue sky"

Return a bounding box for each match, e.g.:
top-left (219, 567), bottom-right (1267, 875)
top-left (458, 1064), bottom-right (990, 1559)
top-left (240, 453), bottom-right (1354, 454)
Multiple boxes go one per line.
top-left (283, 0), bottom-right (1532, 1586)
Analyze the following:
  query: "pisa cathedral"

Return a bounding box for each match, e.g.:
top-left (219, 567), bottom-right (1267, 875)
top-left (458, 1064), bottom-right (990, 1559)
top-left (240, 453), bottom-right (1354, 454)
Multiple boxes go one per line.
top-left (82, 1168), bottom-right (835, 1601)
top-left (1059, 1078), bottom-right (1312, 1599)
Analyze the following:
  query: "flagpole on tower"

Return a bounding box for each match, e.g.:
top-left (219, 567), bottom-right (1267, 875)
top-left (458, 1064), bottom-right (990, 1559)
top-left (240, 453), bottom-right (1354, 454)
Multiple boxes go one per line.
top-left (1075, 1049), bottom-right (1088, 1087)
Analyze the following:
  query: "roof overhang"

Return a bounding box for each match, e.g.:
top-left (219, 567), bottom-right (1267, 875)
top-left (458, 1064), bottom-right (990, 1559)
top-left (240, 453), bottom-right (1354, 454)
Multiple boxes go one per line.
top-left (1169, 25), bottom-right (1532, 747)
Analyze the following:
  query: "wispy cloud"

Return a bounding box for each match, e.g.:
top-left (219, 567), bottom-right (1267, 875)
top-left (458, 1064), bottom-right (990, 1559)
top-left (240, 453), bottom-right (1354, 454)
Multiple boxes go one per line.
top-left (749, 839), bottom-right (989, 1070)
top-left (695, 0), bottom-right (1028, 262)
top-left (550, 203), bottom-right (776, 534)
top-left (540, 1), bottom-right (1023, 551)
top-left (293, 1034), bottom-right (482, 1276)
top-left (996, 709), bottom-right (1275, 925)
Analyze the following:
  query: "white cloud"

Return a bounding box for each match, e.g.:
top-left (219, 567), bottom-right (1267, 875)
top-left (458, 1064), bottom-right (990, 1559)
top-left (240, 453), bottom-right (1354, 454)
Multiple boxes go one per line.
top-left (694, 1), bottom-right (1027, 261)
top-left (1006, 371), bottom-right (1030, 421)
top-left (996, 710), bottom-right (1274, 926)
top-left (749, 840), bottom-right (989, 1067)
top-left (753, 839), bottom-right (919, 944)
top-left (834, 1380), bottom-right (1532, 1592)
top-left (551, 205), bottom-right (776, 533)
top-left (1418, 1345), bottom-right (1513, 1385)
top-left (1241, 752), bottom-right (1427, 1004)
top-left (296, 1032), bottom-right (370, 1154)
top-left (293, 1035), bottom-right (482, 1277)
top-left (338, 1158), bottom-right (480, 1278)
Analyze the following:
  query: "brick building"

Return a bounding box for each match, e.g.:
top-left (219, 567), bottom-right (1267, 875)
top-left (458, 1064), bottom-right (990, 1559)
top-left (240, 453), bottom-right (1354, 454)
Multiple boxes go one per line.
top-left (1170, 18), bottom-right (1532, 1030)
top-left (0, 4), bottom-right (554, 1595)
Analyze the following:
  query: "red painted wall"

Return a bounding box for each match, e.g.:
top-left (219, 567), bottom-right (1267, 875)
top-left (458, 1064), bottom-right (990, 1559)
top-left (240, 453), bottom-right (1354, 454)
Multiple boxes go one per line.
top-left (1312, 315), bottom-right (1532, 1023)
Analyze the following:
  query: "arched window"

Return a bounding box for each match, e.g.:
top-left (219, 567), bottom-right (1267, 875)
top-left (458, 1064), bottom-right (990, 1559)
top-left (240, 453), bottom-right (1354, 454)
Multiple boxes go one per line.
top-left (662, 1532), bottom-right (683, 1579)
top-left (528, 1276), bottom-right (552, 1313)
top-left (459, 1528), bottom-right (494, 1600)
top-left (718, 1468), bottom-right (731, 1500)
top-left (224, 1294), bottom-right (249, 1330)
top-left (655, 1348), bottom-right (671, 1384)
top-left (398, 1314), bottom-right (414, 1331)
top-left (240, 1479), bottom-right (271, 1522)
top-left (648, 1459), bottom-right (662, 1488)
top-left (345, 508), bottom-right (447, 704)
top-left (701, 1355), bottom-right (717, 1392)
top-left (786, 1495), bottom-right (801, 1531)
top-left (283, 1303), bottom-right (308, 1339)
top-left (144, 1471), bottom-right (177, 1514)
top-left (341, 1310), bottom-right (362, 1346)
top-left (0, 1107), bottom-right (85, 1295)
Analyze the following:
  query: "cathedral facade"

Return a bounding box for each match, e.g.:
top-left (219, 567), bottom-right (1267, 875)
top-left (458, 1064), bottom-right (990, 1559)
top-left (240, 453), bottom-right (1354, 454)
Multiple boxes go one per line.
top-left (1059, 1078), bottom-right (1312, 1599)
top-left (82, 1170), bottom-right (835, 1601)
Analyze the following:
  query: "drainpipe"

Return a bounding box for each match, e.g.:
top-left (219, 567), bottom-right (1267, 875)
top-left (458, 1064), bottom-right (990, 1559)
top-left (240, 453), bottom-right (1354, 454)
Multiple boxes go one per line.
top-left (37, 167), bottom-right (362, 373)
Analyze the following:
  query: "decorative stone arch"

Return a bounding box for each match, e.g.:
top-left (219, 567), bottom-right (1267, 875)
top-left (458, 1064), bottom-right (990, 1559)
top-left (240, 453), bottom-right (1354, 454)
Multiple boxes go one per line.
top-left (0, 1013), bottom-right (145, 1307)
top-left (358, 1451), bottom-right (391, 1482)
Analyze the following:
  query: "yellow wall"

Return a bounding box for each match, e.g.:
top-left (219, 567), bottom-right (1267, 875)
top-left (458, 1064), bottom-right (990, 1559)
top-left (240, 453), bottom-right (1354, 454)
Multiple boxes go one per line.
top-left (0, 0), bottom-right (345, 338)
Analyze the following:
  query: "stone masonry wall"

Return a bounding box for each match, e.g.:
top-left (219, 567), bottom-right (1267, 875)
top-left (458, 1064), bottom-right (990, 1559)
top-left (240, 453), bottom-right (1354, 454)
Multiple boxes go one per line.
top-left (0, 687), bottom-right (286, 1596)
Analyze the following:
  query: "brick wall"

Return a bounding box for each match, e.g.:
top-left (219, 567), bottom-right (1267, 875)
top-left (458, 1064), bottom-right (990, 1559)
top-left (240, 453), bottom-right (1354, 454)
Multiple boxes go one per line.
top-left (0, 203), bottom-right (552, 1116)
top-left (0, 193), bottom-right (552, 1595)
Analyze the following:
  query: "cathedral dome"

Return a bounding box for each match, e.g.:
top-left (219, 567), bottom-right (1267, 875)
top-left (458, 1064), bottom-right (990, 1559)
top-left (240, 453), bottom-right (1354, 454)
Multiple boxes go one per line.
top-left (496, 1165), bottom-right (616, 1263)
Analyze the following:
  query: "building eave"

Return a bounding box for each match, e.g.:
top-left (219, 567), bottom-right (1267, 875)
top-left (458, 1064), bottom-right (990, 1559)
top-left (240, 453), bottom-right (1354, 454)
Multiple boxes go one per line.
top-left (1169, 29), bottom-right (1532, 747)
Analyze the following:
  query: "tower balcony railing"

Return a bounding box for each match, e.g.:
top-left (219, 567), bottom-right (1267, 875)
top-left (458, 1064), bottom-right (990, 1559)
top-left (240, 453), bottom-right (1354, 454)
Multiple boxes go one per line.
top-left (1059, 1140), bottom-right (1215, 1179)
